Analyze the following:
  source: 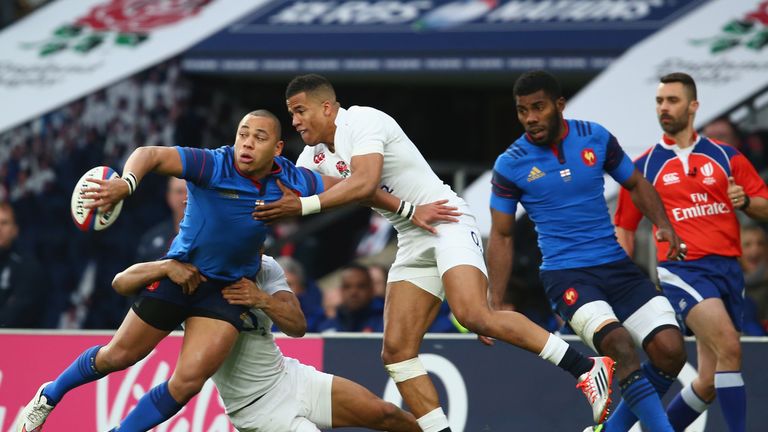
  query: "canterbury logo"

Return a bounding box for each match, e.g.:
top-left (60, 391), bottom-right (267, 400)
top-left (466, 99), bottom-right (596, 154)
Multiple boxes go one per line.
top-left (527, 166), bottom-right (545, 182)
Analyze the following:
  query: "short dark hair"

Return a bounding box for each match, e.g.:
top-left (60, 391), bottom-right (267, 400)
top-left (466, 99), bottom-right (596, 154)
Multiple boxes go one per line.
top-left (660, 72), bottom-right (697, 100)
top-left (341, 263), bottom-right (372, 285)
top-left (285, 74), bottom-right (336, 100)
top-left (247, 109), bottom-right (281, 138)
top-left (513, 70), bottom-right (562, 100)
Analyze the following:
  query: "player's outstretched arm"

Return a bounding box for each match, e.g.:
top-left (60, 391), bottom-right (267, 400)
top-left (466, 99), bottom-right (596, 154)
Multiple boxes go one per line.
top-left (622, 169), bottom-right (684, 260)
top-left (367, 189), bottom-right (461, 234)
top-left (82, 146), bottom-right (183, 210)
top-left (222, 278), bottom-right (307, 337)
top-left (253, 154), bottom-right (383, 221)
top-left (112, 259), bottom-right (207, 296)
top-left (315, 153), bottom-right (383, 209)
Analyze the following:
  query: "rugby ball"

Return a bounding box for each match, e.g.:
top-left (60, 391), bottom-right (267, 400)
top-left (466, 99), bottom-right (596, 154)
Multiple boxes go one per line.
top-left (70, 166), bottom-right (124, 232)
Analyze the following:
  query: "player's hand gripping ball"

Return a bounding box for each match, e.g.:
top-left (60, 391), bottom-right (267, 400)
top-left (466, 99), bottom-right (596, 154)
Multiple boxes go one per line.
top-left (70, 166), bottom-right (124, 231)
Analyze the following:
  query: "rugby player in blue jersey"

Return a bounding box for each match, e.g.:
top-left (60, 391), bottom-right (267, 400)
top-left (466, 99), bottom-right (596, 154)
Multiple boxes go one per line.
top-left (16, 109), bottom-right (451, 432)
top-left (16, 110), bottom-right (323, 432)
top-left (486, 71), bottom-right (687, 432)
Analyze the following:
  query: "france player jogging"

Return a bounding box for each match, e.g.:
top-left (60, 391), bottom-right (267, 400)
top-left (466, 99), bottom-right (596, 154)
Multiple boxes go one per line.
top-left (111, 255), bottom-right (421, 432)
top-left (486, 70), bottom-right (687, 432)
top-left (17, 110), bottom-right (329, 432)
top-left (615, 72), bottom-right (768, 432)
top-left (254, 74), bottom-right (616, 431)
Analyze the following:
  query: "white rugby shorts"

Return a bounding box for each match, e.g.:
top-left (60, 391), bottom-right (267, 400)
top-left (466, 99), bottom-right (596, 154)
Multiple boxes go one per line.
top-left (227, 358), bottom-right (333, 432)
top-left (388, 210), bottom-right (487, 300)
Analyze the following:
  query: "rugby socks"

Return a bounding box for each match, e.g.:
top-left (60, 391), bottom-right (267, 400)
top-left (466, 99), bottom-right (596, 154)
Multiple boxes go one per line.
top-left (417, 407), bottom-right (450, 432)
top-left (42, 345), bottom-right (104, 405)
top-left (539, 334), bottom-right (593, 378)
top-left (608, 370), bottom-right (673, 432)
top-left (115, 381), bottom-right (183, 431)
top-left (667, 383), bottom-right (710, 431)
top-left (715, 372), bottom-right (746, 432)
top-left (604, 362), bottom-right (676, 430)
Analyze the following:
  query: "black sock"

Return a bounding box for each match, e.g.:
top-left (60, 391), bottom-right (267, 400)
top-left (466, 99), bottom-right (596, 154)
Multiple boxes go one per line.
top-left (558, 346), bottom-right (595, 379)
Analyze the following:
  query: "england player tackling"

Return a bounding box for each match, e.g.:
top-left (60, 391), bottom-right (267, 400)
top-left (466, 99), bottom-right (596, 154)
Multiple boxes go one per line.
top-left (111, 255), bottom-right (421, 432)
top-left (254, 74), bottom-right (615, 431)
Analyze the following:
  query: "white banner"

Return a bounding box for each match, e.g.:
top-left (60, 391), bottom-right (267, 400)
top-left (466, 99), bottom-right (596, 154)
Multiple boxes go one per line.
top-left (568, 0), bottom-right (768, 161)
top-left (0, 0), bottom-right (267, 133)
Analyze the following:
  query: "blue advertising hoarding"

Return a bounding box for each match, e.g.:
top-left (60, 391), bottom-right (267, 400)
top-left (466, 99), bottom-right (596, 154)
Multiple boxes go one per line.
top-left (323, 335), bottom-right (768, 431)
top-left (183, 0), bottom-right (707, 74)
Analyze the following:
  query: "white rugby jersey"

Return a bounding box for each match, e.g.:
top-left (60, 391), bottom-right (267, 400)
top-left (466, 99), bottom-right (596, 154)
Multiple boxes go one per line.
top-left (211, 255), bottom-right (293, 413)
top-left (296, 106), bottom-right (469, 234)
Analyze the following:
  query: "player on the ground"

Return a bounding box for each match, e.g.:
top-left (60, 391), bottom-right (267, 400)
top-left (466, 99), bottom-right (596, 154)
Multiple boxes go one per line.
top-left (16, 110), bottom-right (333, 432)
top-left (111, 255), bottom-right (421, 432)
top-left (615, 72), bottom-right (768, 432)
top-left (254, 73), bottom-right (616, 431)
top-left (485, 70), bottom-right (688, 432)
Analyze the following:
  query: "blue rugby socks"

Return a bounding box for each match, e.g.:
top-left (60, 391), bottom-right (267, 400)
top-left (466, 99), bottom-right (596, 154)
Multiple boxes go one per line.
top-left (715, 372), bottom-right (746, 432)
top-left (604, 362), bottom-right (676, 430)
top-left (113, 381), bottom-right (183, 431)
top-left (606, 369), bottom-right (673, 432)
top-left (667, 383), bottom-right (710, 431)
top-left (42, 345), bottom-right (104, 405)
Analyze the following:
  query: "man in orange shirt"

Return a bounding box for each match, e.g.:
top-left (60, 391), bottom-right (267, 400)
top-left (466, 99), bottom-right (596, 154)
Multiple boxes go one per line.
top-left (615, 72), bottom-right (768, 432)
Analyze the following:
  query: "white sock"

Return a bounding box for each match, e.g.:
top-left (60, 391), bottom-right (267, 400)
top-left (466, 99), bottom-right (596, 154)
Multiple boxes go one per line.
top-left (538, 333), bottom-right (568, 366)
top-left (417, 407), bottom-right (450, 432)
top-left (681, 383), bottom-right (709, 413)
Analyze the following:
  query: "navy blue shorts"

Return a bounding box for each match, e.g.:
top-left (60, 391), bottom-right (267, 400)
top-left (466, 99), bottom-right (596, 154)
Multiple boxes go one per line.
top-left (134, 276), bottom-right (251, 331)
top-left (657, 255), bottom-right (744, 333)
top-left (540, 257), bottom-right (662, 323)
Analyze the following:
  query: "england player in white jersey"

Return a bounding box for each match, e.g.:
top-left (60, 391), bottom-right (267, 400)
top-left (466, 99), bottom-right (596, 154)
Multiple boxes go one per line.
top-left (254, 74), bottom-right (616, 431)
top-left (111, 256), bottom-right (420, 432)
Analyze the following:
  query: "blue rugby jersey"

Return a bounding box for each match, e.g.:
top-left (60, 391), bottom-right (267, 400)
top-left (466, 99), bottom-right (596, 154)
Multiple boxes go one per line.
top-left (491, 120), bottom-right (635, 270)
top-left (166, 146), bottom-right (323, 280)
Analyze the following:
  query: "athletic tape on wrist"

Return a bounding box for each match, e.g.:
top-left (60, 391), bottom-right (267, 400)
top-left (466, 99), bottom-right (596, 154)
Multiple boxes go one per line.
top-left (396, 200), bottom-right (415, 220)
top-left (299, 195), bottom-right (322, 216)
top-left (384, 357), bottom-right (427, 383)
top-left (121, 172), bottom-right (138, 195)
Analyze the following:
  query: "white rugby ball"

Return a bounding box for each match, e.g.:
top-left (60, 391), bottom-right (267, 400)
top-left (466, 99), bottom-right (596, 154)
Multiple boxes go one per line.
top-left (70, 166), bottom-right (124, 232)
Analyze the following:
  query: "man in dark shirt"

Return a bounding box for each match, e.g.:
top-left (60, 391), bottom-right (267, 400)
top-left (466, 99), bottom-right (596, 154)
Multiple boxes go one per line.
top-left (318, 264), bottom-right (383, 332)
top-left (0, 202), bottom-right (45, 328)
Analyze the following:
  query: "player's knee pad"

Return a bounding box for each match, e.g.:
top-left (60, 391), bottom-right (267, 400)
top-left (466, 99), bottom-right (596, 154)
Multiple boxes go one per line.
top-left (384, 357), bottom-right (427, 383)
top-left (569, 300), bottom-right (618, 352)
top-left (623, 296), bottom-right (679, 348)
